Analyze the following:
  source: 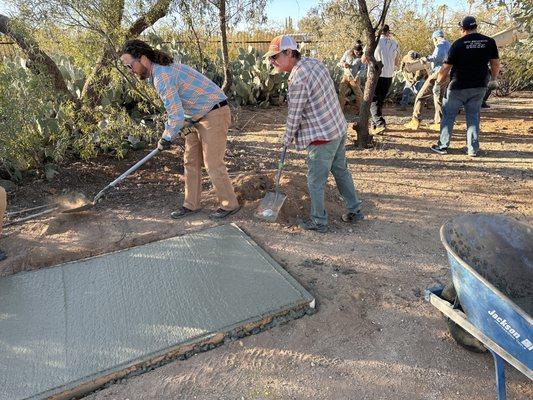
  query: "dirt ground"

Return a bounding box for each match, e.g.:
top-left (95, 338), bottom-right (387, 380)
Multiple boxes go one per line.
top-left (1, 93), bottom-right (532, 399)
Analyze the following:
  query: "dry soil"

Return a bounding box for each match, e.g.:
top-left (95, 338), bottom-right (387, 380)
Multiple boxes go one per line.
top-left (1, 93), bottom-right (532, 400)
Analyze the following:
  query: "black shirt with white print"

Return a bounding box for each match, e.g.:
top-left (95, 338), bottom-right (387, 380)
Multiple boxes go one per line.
top-left (444, 32), bottom-right (499, 90)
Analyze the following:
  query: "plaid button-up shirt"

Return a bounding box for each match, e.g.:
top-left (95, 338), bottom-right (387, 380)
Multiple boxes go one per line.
top-left (152, 63), bottom-right (227, 140)
top-left (284, 57), bottom-right (347, 150)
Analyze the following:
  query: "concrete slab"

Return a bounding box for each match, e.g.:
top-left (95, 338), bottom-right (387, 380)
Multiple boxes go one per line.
top-left (0, 224), bottom-right (314, 400)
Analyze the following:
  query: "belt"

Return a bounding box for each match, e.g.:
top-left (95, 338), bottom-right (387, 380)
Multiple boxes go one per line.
top-left (210, 99), bottom-right (228, 112)
top-left (190, 100), bottom-right (229, 125)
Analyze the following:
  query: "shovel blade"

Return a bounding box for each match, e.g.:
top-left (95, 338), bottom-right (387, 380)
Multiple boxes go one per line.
top-left (256, 191), bottom-right (286, 222)
top-left (60, 202), bottom-right (95, 214)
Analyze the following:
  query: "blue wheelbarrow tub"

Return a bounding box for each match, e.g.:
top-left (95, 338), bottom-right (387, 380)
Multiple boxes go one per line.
top-left (440, 214), bottom-right (533, 375)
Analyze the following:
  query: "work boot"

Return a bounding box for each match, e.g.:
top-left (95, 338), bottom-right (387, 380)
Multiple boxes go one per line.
top-left (171, 206), bottom-right (201, 219)
top-left (403, 118), bottom-right (420, 130)
top-left (298, 219), bottom-right (328, 233)
top-left (341, 210), bottom-right (364, 223)
top-left (0, 249), bottom-right (6, 262)
top-left (209, 205), bottom-right (241, 220)
top-left (428, 123), bottom-right (440, 131)
top-left (430, 144), bottom-right (447, 155)
top-left (373, 125), bottom-right (386, 135)
top-left (463, 148), bottom-right (480, 157)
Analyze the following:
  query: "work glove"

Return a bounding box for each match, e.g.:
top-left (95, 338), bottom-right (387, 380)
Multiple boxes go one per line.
top-left (157, 137), bottom-right (172, 151)
top-left (487, 79), bottom-right (499, 90)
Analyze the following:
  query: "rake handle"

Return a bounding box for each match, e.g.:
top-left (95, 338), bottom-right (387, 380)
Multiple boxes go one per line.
top-left (93, 147), bottom-right (161, 203)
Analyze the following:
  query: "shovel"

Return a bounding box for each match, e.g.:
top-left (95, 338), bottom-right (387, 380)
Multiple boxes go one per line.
top-left (256, 146), bottom-right (287, 222)
top-left (62, 147), bottom-right (161, 213)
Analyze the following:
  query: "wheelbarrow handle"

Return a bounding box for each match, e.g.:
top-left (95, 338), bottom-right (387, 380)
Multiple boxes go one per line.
top-left (93, 147), bottom-right (161, 203)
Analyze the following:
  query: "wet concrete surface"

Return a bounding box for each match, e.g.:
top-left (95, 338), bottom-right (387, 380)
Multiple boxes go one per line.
top-left (0, 224), bottom-right (314, 400)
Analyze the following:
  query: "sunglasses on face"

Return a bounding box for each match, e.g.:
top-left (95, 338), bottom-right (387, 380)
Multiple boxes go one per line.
top-left (125, 59), bottom-right (139, 70)
top-left (269, 51), bottom-right (285, 61)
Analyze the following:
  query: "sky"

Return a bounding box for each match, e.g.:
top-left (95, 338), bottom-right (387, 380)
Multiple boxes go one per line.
top-left (265, 0), bottom-right (466, 25)
top-left (265, 0), bottom-right (318, 25)
top-left (0, 0), bottom-right (469, 25)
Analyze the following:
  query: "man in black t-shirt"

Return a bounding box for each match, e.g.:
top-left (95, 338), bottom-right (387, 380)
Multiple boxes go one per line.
top-left (430, 16), bottom-right (500, 157)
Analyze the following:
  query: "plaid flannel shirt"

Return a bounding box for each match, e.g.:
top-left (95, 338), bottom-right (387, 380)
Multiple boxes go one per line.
top-left (284, 58), bottom-right (347, 150)
top-left (152, 63), bottom-right (227, 140)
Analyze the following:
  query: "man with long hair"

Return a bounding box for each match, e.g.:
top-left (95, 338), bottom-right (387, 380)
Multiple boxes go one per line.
top-left (120, 39), bottom-right (240, 219)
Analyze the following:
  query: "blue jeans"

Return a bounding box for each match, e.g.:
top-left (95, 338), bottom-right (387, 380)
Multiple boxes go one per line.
top-left (307, 135), bottom-right (362, 225)
top-left (438, 87), bottom-right (487, 154)
top-left (400, 79), bottom-right (424, 107)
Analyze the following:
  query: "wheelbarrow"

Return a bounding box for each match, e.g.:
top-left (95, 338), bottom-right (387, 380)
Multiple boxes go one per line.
top-left (425, 214), bottom-right (532, 400)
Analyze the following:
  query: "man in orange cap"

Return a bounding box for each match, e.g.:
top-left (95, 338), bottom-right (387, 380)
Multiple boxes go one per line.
top-left (266, 35), bottom-right (364, 234)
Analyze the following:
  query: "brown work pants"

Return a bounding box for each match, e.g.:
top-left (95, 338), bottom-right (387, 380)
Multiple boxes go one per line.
top-left (339, 74), bottom-right (363, 114)
top-left (0, 187), bottom-right (5, 236)
top-left (412, 71), bottom-right (449, 124)
top-left (183, 105), bottom-right (239, 211)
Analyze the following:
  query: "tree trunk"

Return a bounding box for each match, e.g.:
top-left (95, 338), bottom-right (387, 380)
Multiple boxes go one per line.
top-left (356, 25), bottom-right (383, 148)
top-left (80, 0), bottom-right (171, 107)
top-left (219, 0), bottom-right (232, 93)
top-left (0, 14), bottom-right (75, 102)
top-left (356, 60), bottom-right (381, 148)
top-left (355, 0), bottom-right (388, 148)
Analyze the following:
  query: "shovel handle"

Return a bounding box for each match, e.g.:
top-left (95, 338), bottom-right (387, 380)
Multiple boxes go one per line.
top-left (93, 147), bottom-right (161, 203)
top-left (274, 146), bottom-right (287, 189)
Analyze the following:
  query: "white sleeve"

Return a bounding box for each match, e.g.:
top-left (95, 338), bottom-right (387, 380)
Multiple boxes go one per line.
top-left (374, 42), bottom-right (382, 62)
top-left (340, 50), bottom-right (349, 63)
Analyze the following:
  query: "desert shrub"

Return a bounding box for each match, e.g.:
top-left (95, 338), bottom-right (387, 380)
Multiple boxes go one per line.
top-left (0, 58), bottom-right (70, 180)
top-left (0, 56), bottom-right (163, 180)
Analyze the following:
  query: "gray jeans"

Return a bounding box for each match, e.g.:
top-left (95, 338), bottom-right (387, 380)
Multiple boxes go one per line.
top-left (307, 135), bottom-right (362, 225)
top-left (438, 87), bottom-right (487, 154)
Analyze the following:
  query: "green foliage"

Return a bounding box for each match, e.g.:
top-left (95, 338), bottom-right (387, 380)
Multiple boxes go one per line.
top-left (298, 0), bottom-right (364, 59)
top-left (0, 56), bottom-right (161, 180)
top-left (229, 46), bottom-right (288, 106)
top-left (501, 0), bottom-right (533, 91)
top-left (500, 41), bottom-right (533, 91)
top-left (0, 59), bottom-right (70, 180)
top-left (68, 103), bottom-right (158, 160)
top-left (56, 55), bottom-right (86, 98)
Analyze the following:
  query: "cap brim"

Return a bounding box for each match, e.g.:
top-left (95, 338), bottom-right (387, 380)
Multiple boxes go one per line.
top-left (263, 50), bottom-right (281, 58)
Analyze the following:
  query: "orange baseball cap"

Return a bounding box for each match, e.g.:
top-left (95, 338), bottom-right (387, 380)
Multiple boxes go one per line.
top-left (264, 35), bottom-right (298, 58)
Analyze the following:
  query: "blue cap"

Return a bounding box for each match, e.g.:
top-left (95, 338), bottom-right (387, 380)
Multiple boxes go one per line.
top-left (459, 16), bottom-right (477, 29)
top-left (432, 30), bottom-right (444, 39)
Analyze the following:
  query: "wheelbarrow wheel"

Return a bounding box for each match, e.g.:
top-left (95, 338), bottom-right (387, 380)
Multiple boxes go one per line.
top-left (441, 283), bottom-right (487, 353)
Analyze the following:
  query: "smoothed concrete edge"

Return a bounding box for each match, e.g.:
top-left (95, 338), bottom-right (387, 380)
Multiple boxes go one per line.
top-left (228, 223), bottom-right (315, 304)
top-left (37, 299), bottom-right (315, 400)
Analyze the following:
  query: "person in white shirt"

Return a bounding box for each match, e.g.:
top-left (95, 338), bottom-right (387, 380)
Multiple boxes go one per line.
top-left (368, 25), bottom-right (400, 134)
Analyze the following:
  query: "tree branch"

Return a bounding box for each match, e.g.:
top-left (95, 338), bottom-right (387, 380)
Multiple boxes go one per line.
top-left (127, 0), bottom-right (172, 38)
top-left (81, 0), bottom-right (171, 106)
top-left (373, 0), bottom-right (392, 32)
top-left (0, 13), bottom-right (75, 102)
